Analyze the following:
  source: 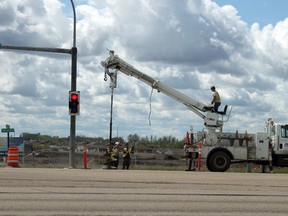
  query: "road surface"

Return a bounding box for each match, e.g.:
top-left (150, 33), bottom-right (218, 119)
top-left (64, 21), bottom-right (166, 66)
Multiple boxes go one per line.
top-left (0, 167), bottom-right (288, 215)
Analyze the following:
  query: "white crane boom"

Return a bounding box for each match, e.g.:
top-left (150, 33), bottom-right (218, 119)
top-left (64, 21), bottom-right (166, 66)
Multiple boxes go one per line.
top-left (101, 50), bottom-right (224, 130)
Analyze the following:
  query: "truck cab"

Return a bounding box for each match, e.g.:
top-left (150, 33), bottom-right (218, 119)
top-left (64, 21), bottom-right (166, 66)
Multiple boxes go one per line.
top-left (267, 122), bottom-right (288, 166)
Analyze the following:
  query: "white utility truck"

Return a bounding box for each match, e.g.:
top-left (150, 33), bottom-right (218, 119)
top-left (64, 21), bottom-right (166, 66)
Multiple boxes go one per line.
top-left (101, 51), bottom-right (288, 172)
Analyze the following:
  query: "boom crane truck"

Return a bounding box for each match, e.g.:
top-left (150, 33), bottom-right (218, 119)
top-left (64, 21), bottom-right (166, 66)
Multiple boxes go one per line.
top-left (101, 50), bottom-right (288, 172)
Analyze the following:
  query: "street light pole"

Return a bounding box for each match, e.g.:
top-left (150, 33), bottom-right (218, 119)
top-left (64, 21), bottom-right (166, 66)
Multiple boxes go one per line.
top-left (69, 0), bottom-right (77, 168)
top-left (0, 1), bottom-right (78, 168)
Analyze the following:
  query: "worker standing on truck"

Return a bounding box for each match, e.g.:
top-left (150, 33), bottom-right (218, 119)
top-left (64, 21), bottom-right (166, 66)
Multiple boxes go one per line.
top-left (210, 86), bottom-right (221, 112)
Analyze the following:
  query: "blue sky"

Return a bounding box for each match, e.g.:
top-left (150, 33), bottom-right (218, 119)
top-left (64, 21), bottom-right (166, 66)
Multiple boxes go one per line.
top-left (214, 0), bottom-right (288, 27)
top-left (63, 0), bottom-right (288, 27)
top-left (1, 0), bottom-right (288, 140)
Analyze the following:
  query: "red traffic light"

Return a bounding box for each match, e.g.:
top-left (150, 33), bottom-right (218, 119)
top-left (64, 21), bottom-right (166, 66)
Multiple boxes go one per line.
top-left (69, 91), bottom-right (80, 115)
top-left (71, 93), bottom-right (78, 101)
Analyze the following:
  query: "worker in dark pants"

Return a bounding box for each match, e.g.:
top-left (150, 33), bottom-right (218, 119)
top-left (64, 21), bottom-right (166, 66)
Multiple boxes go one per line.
top-left (210, 86), bottom-right (221, 112)
top-left (184, 142), bottom-right (197, 171)
top-left (122, 143), bottom-right (134, 170)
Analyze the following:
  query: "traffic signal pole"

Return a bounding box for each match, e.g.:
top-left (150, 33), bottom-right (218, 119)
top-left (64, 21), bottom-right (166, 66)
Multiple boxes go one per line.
top-left (70, 46), bottom-right (77, 168)
top-left (69, 0), bottom-right (77, 168)
top-left (0, 0), bottom-right (78, 168)
top-left (0, 45), bottom-right (77, 168)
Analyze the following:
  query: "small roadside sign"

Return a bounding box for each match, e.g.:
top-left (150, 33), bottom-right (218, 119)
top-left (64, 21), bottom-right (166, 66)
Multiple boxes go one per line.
top-left (1, 124), bottom-right (15, 149)
top-left (1, 128), bottom-right (14, 133)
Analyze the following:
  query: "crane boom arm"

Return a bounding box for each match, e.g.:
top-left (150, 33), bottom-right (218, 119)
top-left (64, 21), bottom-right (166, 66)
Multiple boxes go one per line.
top-left (101, 51), bottom-right (211, 119)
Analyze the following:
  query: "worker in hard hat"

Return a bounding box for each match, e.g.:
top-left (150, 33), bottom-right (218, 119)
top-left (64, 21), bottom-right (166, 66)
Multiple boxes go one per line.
top-left (122, 142), bottom-right (134, 170)
top-left (210, 86), bottom-right (221, 112)
top-left (111, 142), bottom-right (120, 169)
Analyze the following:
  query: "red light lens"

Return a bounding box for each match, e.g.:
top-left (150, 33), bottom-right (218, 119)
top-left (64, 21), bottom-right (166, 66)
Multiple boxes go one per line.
top-left (71, 94), bottom-right (78, 100)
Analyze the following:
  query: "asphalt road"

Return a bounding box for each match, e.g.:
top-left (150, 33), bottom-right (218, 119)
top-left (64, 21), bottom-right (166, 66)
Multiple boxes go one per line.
top-left (0, 167), bottom-right (288, 216)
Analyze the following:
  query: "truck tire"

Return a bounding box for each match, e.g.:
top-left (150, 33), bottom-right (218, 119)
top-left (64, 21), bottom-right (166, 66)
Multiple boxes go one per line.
top-left (208, 151), bottom-right (231, 172)
top-left (206, 159), bottom-right (215, 172)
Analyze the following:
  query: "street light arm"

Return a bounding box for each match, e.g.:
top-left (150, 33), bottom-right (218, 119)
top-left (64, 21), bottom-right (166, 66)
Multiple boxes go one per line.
top-left (0, 45), bottom-right (71, 54)
top-left (70, 0), bottom-right (76, 48)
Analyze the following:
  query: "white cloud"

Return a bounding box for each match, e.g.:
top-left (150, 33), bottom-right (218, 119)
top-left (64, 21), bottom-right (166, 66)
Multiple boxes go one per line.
top-left (0, 0), bottom-right (288, 140)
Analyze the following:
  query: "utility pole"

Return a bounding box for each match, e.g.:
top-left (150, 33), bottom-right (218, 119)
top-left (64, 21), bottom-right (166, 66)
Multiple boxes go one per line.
top-left (104, 68), bottom-right (118, 149)
top-left (109, 87), bottom-right (114, 145)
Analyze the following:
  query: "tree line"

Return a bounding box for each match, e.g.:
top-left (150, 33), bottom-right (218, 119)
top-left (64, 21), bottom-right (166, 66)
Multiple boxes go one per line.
top-left (22, 133), bottom-right (184, 149)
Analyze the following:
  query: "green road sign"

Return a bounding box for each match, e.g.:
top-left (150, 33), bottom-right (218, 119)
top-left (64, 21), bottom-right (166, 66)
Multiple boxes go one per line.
top-left (1, 128), bottom-right (14, 133)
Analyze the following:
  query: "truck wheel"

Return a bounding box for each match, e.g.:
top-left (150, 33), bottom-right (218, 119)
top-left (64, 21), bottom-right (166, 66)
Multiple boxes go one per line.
top-left (206, 159), bottom-right (215, 172)
top-left (208, 151), bottom-right (231, 172)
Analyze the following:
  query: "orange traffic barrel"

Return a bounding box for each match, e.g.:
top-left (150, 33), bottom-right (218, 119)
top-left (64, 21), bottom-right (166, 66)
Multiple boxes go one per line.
top-left (7, 147), bottom-right (20, 167)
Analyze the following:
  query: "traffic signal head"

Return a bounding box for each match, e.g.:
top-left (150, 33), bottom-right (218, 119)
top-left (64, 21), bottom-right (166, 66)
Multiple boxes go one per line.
top-left (69, 91), bottom-right (80, 115)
